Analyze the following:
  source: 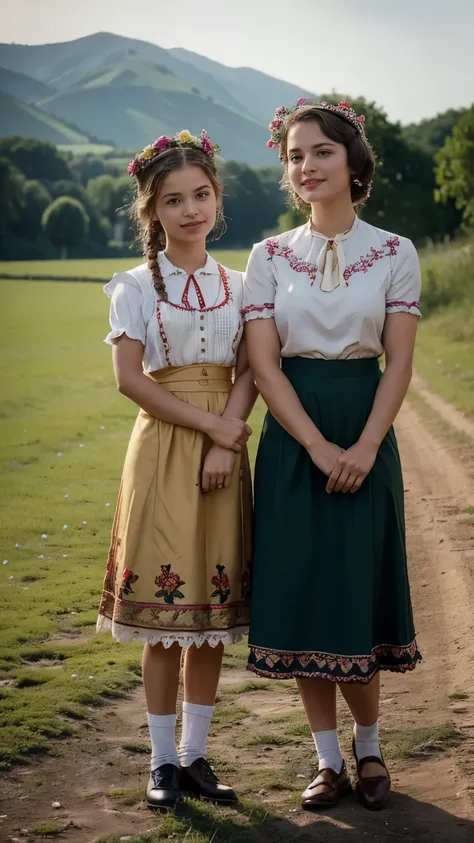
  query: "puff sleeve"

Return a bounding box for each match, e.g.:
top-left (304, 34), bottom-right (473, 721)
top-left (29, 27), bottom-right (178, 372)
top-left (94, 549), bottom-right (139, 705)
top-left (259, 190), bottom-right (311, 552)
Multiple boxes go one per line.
top-left (242, 241), bottom-right (277, 321)
top-left (386, 239), bottom-right (422, 317)
top-left (103, 272), bottom-right (147, 345)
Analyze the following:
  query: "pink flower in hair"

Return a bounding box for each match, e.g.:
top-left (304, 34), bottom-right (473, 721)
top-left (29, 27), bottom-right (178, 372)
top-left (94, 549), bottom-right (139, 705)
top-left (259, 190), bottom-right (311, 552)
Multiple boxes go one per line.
top-left (296, 97), bottom-right (308, 107)
top-left (127, 160), bottom-right (139, 175)
top-left (153, 136), bottom-right (170, 149)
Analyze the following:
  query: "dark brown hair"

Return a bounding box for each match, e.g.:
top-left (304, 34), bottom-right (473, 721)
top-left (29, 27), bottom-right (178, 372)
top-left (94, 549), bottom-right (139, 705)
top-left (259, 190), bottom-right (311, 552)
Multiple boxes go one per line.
top-left (279, 105), bottom-right (375, 210)
top-left (129, 147), bottom-right (224, 300)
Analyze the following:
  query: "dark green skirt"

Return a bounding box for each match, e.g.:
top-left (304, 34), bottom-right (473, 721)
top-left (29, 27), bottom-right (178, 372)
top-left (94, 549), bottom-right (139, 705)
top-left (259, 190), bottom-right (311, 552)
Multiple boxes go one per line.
top-left (248, 357), bottom-right (421, 683)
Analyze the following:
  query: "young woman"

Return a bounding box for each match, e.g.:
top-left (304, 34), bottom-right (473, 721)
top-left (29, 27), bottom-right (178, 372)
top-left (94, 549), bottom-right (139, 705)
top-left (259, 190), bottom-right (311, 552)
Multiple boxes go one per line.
top-left (243, 100), bottom-right (422, 812)
top-left (96, 130), bottom-right (255, 811)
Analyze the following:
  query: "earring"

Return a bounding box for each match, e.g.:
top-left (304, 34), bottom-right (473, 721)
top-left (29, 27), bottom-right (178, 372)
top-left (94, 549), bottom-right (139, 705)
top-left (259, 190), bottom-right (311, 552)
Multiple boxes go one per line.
top-left (353, 178), bottom-right (363, 187)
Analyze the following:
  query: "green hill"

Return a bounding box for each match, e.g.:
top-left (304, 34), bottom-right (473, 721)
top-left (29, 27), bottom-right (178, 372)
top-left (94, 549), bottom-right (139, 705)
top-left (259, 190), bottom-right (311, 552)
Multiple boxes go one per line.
top-left (54, 58), bottom-right (195, 94)
top-left (0, 33), bottom-right (246, 114)
top-left (37, 84), bottom-right (271, 164)
top-left (0, 91), bottom-right (92, 145)
top-left (170, 48), bottom-right (313, 122)
top-left (0, 65), bottom-right (55, 102)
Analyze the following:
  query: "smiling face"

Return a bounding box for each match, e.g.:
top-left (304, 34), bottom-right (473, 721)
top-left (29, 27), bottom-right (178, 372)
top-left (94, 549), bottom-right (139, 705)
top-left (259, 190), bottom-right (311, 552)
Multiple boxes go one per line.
top-left (154, 163), bottom-right (218, 245)
top-left (286, 119), bottom-right (353, 207)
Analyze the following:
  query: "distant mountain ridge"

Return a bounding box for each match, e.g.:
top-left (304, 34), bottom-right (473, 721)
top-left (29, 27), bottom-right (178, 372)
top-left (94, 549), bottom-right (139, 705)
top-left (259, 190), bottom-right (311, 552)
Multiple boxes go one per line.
top-left (0, 65), bottom-right (55, 102)
top-left (0, 32), bottom-right (313, 163)
top-left (0, 32), bottom-right (464, 165)
top-left (0, 90), bottom-right (93, 146)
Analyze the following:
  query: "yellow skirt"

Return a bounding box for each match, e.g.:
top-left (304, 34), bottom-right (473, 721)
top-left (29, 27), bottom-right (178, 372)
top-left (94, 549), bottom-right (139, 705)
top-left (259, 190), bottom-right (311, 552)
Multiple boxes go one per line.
top-left (96, 364), bottom-right (252, 647)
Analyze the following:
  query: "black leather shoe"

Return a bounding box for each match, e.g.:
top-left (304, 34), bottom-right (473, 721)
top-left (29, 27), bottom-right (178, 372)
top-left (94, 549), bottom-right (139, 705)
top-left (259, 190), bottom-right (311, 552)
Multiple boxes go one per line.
top-left (146, 763), bottom-right (182, 811)
top-left (180, 758), bottom-right (238, 803)
top-left (352, 737), bottom-right (391, 811)
top-left (301, 761), bottom-right (352, 810)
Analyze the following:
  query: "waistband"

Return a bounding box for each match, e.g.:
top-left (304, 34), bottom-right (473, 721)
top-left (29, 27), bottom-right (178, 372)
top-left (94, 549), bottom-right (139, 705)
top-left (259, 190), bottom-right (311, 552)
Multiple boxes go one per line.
top-left (148, 364), bottom-right (233, 392)
top-left (282, 357), bottom-right (380, 379)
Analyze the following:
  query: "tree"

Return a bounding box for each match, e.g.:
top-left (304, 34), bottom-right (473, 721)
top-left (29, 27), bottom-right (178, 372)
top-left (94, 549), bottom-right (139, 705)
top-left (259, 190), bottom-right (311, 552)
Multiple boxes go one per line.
top-left (50, 180), bottom-right (109, 246)
top-left (87, 174), bottom-right (132, 222)
top-left (435, 105), bottom-right (474, 228)
top-left (42, 196), bottom-right (89, 259)
top-left (401, 108), bottom-right (466, 157)
top-left (219, 161), bottom-right (283, 247)
top-left (86, 174), bottom-right (117, 217)
top-left (0, 137), bottom-right (75, 183)
top-left (74, 154), bottom-right (121, 185)
top-left (0, 157), bottom-right (26, 253)
top-left (19, 180), bottom-right (52, 241)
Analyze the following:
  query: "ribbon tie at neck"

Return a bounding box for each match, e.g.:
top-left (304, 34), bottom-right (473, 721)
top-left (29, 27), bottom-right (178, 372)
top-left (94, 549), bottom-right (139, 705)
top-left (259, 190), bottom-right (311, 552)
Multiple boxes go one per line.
top-left (312, 218), bottom-right (357, 292)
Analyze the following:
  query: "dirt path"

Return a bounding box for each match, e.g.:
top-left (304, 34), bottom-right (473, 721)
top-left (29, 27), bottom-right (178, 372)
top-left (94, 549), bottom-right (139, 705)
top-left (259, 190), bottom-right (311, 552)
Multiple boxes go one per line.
top-left (410, 370), bottom-right (474, 439)
top-left (2, 388), bottom-right (474, 843)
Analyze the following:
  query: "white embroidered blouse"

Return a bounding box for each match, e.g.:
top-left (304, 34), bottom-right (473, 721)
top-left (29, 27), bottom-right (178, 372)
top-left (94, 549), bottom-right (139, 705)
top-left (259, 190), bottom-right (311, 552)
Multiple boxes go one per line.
top-left (242, 218), bottom-right (422, 360)
top-left (104, 252), bottom-right (244, 371)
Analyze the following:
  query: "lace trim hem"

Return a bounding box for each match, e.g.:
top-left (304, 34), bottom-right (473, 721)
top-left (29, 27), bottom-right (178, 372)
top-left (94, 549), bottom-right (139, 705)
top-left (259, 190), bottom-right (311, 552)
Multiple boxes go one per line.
top-left (96, 615), bottom-right (249, 648)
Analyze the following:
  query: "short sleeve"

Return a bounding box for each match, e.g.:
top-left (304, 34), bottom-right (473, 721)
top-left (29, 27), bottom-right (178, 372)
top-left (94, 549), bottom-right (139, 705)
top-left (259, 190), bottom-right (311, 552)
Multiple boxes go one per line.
top-left (242, 241), bottom-right (276, 321)
top-left (386, 239), bottom-right (422, 317)
top-left (103, 273), bottom-right (147, 345)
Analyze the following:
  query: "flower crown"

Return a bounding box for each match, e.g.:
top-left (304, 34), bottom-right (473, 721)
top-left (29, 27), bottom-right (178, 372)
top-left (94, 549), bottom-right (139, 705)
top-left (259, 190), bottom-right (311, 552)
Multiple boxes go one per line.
top-left (267, 98), bottom-right (367, 152)
top-left (127, 129), bottom-right (221, 177)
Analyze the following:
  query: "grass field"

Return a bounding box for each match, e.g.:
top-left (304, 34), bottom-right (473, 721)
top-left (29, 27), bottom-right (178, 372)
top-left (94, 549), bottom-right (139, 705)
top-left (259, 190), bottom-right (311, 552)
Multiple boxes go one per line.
top-left (1, 243), bottom-right (472, 416)
top-left (0, 251), bottom-right (251, 279)
top-left (415, 302), bottom-right (474, 417)
top-left (0, 277), bottom-right (264, 770)
top-left (1, 240), bottom-right (472, 769)
top-left (1, 268), bottom-right (471, 841)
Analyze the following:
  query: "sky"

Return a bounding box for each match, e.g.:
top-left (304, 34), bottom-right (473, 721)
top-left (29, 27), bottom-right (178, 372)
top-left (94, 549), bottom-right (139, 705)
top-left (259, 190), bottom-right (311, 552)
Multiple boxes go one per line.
top-left (2, 0), bottom-right (474, 124)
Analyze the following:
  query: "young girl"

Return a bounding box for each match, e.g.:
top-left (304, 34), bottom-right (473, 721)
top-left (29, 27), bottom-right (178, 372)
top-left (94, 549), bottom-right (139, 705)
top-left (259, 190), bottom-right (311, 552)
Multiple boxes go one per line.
top-left (243, 100), bottom-right (422, 812)
top-left (96, 129), bottom-right (255, 811)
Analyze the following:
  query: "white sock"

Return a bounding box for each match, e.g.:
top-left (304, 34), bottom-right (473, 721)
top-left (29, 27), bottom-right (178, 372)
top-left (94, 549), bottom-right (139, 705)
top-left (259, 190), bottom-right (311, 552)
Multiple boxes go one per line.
top-left (147, 712), bottom-right (179, 771)
top-left (353, 720), bottom-right (382, 761)
top-left (178, 701), bottom-right (214, 768)
top-left (312, 728), bottom-right (343, 773)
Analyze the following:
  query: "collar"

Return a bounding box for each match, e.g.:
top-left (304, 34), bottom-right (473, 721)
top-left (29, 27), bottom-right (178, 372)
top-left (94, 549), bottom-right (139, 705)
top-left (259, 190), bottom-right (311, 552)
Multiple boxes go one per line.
top-left (158, 251), bottom-right (219, 279)
top-left (307, 215), bottom-right (359, 242)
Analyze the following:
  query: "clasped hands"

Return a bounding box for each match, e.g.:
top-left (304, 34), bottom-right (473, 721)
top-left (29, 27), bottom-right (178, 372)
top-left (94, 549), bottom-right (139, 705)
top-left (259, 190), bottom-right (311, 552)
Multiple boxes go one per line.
top-left (308, 438), bottom-right (379, 494)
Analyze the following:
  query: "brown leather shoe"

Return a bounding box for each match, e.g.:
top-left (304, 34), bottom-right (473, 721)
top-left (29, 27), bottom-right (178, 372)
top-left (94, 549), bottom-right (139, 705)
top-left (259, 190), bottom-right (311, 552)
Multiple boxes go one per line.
top-left (352, 737), bottom-right (391, 811)
top-left (301, 761), bottom-right (352, 810)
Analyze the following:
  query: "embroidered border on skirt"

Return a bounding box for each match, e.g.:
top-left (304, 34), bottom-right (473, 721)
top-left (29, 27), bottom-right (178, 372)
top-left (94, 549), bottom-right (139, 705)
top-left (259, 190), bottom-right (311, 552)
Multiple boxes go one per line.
top-left (247, 639), bottom-right (422, 683)
top-left (96, 614), bottom-right (248, 648)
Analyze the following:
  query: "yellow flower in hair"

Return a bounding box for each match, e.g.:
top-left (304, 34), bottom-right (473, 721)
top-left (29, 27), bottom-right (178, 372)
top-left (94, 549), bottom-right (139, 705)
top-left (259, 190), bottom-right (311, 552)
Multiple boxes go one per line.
top-left (141, 144), bottom-right (155, 160)
top-left (177, 130), bottom-right (192, 143)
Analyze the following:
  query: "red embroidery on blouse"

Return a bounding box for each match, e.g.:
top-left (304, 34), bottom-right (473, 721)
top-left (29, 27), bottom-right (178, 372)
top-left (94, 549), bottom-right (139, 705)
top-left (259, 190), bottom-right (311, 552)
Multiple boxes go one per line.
top-left (343, 237), bottom-right (400, 281)
top-left (181, 275), bottom-right (206, 310)
top-left (385, 236), bottom-right (400, 255)
top-left (265, 238), bottom-right (318, 284)
top-left (156, 301), bottom-right (173, 367)
top-left (386, 300), bottom-right (420, 310)
top-left (231, 321), bottom-right (243, 353)
top-left (241, 302), bottom-right (275, 316)
top-left (165, 263), bottom-right (231, 312)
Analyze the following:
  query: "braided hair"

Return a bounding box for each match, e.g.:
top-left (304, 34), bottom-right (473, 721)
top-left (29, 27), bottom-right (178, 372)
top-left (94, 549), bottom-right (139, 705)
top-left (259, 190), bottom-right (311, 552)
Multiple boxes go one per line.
top-left (129, 147), bottom-right (225, 300)
top-left (145, 220), bottom-right (168, 300)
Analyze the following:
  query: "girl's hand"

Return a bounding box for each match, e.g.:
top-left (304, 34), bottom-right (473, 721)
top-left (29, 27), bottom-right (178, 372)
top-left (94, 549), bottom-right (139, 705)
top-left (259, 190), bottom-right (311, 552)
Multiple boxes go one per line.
top-left (201, 445), bottom-right (237, 493)
top-left (307, 440), bottom-right (345, 477)
top-left (206, 416), bottom-right (251, 452)
top-left (325, 441), bottom-right (379, 494)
